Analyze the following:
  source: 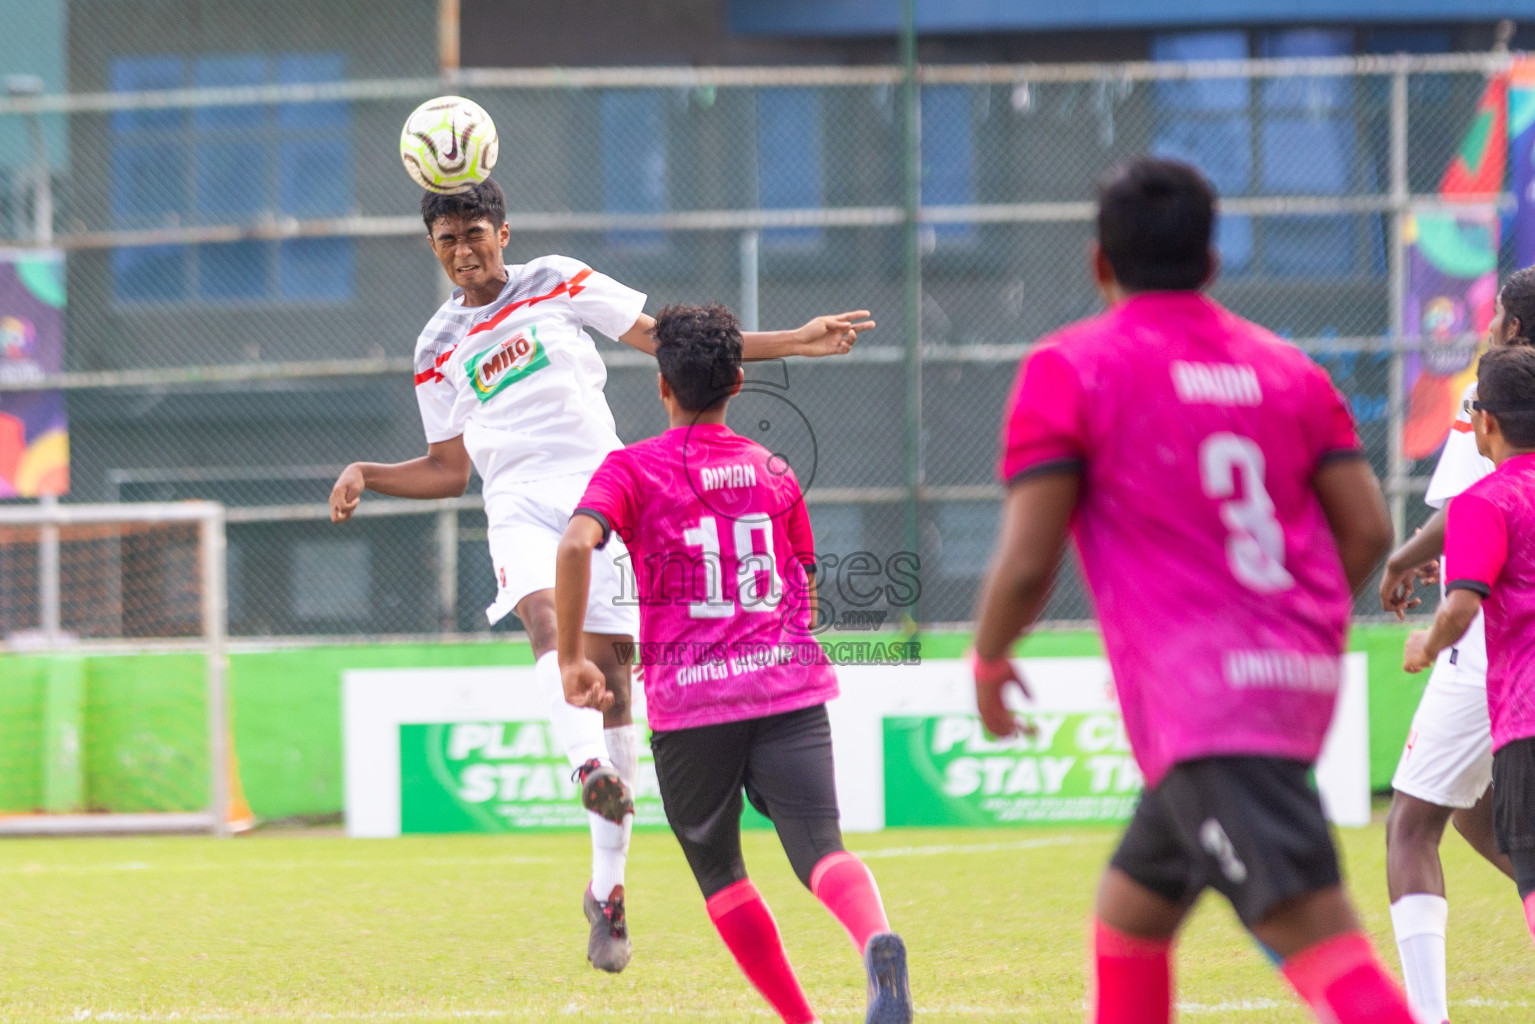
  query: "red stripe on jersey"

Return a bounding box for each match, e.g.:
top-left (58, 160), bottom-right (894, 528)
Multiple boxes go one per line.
top-left (413, 345), bottom-right (457, 386)
top-left (466, 268), bottom-right (595, 338)
top-left (1452, 420), bottom-right (1473, 433)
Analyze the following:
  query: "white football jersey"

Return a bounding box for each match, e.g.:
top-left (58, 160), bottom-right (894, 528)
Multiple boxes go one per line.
top-left (412, 255), bottom-right (646, 510)
top-left (1424, 381), bottom-right (1493, 675)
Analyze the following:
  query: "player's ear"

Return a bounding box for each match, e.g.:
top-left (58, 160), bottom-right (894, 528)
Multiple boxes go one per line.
top-left (1202, 246), bottom-right (1220, 289)
top-left (496, 221), bottom-right (510, 249)
top-left (657, 371), bottom-right (671, 403)
top-left (730, 368), bottom-right (745, 398)
top-left (1090, 242), bottom-right (1115, 290)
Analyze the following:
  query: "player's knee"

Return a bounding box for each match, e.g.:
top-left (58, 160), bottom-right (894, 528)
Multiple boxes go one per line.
top-left (784, 819), bottom-right (846, 889)
top-left (1386, 793), bottom-right (1449, 850)
top-left (695, 859), bottom-right (748, 900)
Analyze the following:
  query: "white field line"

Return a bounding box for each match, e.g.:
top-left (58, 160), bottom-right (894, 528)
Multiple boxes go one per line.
top-left (2, 837), bottom-right (1104, 876)
top-left (851, 834), bottom-right (1099, 858)
top-left (53, 997), bottom-right (1535, 1022)
top-left (0, 855), bottom-right (560, 876)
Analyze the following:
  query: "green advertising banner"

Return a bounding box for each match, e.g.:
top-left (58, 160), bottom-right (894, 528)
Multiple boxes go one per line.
top-left (883, 713), bottom-right (1144, 827)
top-left (399, 721), bottom-right (667, 833)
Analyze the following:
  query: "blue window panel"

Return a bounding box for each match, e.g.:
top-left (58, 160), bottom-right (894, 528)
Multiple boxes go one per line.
top-left (921, 85), bottom-right (975, 243)
top-left (757, 88), bottom-right (823, 248)
top-left (279, 238), bottom-right (354, 300)
top-left (112, 245), bottom-right (189, 302)
top-left (1264, 218), bottom-right (1354, 278)
top-left (193, 55), bottom-right (267, 131)
top-left (110, 56), bottom-right (186, 134)
top-left (1258, 29), bottom-right (1351, 111)
top-left (277, 53), bottom-right (347, 130)
top-left (602, 91), bottom-right (666, 248)
top-left (1262, 119), bottom-right (1352, 194)
top-left (279, 138), bottom-right (351, 217)
top-left (1362, 29), bottom-right (1452, 55)
top-left (195, 140), bottom-right (267, 217)
top-left (198, 241), bottom-right (268, 300)
top-left (1151, 32), bottom-right (1248, 112)
top-left (111, 141), bottom-right (187, 222)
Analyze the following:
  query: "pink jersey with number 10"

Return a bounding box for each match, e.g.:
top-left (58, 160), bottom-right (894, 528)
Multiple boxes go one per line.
top-left (1000, 292), bottom-right (1363, 788)
top-left (576, 423), bottom-right (837, 732)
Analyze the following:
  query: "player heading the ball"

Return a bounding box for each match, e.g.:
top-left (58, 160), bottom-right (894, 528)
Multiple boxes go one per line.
top-left (554, 303), bottom-right (912, 1024)
top-left (328, 176), bottom-right (875, 976)
top-left (972, 157), bottom-right (1416, 1024)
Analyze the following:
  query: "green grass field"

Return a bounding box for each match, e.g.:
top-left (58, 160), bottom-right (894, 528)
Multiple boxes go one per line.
top-left (0, 817), bottom-right (1527, 1023)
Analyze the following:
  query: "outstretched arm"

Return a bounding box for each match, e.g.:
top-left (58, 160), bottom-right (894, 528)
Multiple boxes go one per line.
top-left (329, 435), bottom-right (472, 522)
top-left (618, 311), bottom-right (875, 360)
top-left (555, 514), bottom-right (613, 711)
top-left (971, 472), bottom-right (1080, 737)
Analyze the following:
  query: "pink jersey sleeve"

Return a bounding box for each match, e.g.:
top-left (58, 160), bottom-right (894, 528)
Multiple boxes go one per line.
top-left (575, 449), bottom-right (640, 546)
top-left (998, 344), bottom-right (1089, 484)
top-left (1303, 362), bottom-right (1363, 467)
top-left (1445, 491), bottom-right (1508, 597)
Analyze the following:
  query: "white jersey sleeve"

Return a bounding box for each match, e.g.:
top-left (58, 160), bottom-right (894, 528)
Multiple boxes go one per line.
top-left (1424, 382), bottom-right (1494, 509)
top-left (413, 297), bottom-right (477, 444)
top-left (533, 254), bottom-right (647, 341)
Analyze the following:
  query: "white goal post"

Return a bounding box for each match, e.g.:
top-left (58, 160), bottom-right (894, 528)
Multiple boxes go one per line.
top-left (0, 501), bottom-right (229, 836)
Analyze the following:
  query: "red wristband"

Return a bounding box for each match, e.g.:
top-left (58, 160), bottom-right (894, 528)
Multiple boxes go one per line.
top-left (971, 650), bottom-right (1015, 686)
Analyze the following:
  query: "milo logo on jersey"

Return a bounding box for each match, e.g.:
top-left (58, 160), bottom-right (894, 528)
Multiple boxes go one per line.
top-left (466, 325), bottom-right (548, 402)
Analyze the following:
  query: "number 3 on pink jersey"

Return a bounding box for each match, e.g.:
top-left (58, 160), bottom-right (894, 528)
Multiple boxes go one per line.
top-left (1199, 432), bottom-right (1296, 594)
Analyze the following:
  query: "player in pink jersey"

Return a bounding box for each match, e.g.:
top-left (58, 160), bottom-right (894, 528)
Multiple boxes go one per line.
top-left (554, 304), bottom-right (911, 1024)
top-left (973, 158), bottom-right (1412, 1024)
top-left (1374, 269), bottom-right (1535, 1024)
top-left (1405, 345), bottom-right (1535, 949)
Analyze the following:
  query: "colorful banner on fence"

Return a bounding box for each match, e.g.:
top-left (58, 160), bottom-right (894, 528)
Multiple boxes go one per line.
top-left (1400, 69), bottom-right (1507, 462)
top-left (1400, 211), bottom-right (1498, 461)
top-left (1512, 58), bottom-right (1535, 271)
top-left (0, 250), bottom-right (67, 497)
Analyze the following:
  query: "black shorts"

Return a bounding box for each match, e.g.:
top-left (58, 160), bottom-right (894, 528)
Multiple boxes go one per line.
top-left (1493, 737), bottom-right (1535, 853)
top-left (650, 703), bottom-right (844, 897)
top-left (1109, 756), bottom-right (1341, 928)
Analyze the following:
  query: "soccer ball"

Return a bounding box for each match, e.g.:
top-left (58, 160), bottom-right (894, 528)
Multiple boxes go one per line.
top-left (399, 95), bottom-right (499, 195)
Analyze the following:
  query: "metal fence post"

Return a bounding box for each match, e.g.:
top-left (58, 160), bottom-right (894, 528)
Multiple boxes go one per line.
top-left (899, 0), bottom-right (923, 627)
top-left (436, 506), bottom-right (459, 632)
top-left (1387, 59), bottom-right (1410, 543)
top-left (739, 229), bottom-right (760, 332)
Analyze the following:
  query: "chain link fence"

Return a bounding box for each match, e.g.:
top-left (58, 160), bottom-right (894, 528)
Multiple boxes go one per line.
top-left (0, 50), bottom-right (1515, 640)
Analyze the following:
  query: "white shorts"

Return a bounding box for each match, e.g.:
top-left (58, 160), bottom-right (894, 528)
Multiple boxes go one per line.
top-left (483, 473), bottom-right (639, 637)
top-left (1391, 650), bottom-right (1493, 809)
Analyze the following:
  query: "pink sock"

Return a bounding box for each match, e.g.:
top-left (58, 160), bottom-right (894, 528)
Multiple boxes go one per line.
top-left (705, 879), bottom-right (816, 1024)
top-left (1093, 919), bottom-right (1172, 1024)
top-left (1281, 932), bottom-right (1417, 1023)
top-left (1524, 892), bottom-right (1535, 942)
top-left (809, 851), bottom-right (891, 953)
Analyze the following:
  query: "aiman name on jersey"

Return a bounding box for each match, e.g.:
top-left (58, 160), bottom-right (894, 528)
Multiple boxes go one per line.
top-left (700, 462), bottom-right (758, 491)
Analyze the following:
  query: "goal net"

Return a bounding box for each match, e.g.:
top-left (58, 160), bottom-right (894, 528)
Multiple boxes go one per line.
top-left (0, 501), bottom-right (232, 835)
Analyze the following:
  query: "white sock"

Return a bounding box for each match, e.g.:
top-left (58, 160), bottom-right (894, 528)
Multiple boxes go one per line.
top-left (604, 724), bottom-right (641, 791)
top-left (534, 651), bottom-right (608, 769)
top-left (589, 810), bottom-right (631, 900)
top-left (1391, 893), bottom-right (1449, 1023)
top-left (588, 725), bottom-right (640, 900)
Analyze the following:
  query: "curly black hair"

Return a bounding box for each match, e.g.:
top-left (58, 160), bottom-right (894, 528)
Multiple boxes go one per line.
top-left (653, 303), bottom-right (744, 413)
top-left (420, 178), bottom-right (506, 233)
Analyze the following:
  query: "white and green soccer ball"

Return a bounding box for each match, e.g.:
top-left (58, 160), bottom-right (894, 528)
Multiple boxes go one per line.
top-left (399, 95), bottom-right (499, 194)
